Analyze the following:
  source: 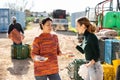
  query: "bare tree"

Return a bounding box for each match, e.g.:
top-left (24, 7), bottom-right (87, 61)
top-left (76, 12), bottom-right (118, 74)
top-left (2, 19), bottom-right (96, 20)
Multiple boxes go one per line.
top-left (20, 0), bottom-right (28, 11)
top-left (4, 0), bottom-right (34, 12)
top-left (29, 0), bottom-right (34, 11)
top-left (20, 0), bottom-right (34, 11)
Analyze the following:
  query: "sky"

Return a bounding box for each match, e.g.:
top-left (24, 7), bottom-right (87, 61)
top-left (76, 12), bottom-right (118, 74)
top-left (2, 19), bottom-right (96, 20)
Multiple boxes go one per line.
top-left (0, 0), bottom-right (104, 13)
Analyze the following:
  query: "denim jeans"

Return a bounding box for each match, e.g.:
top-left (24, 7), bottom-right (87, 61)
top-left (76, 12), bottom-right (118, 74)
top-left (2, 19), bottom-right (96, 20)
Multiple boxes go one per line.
top-left (35, 73), bottom-right (61, 80)
top-left (85, 61), bottom-right (103, 80)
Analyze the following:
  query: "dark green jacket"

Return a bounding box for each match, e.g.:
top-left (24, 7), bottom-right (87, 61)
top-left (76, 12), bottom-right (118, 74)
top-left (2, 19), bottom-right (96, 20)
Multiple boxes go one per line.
top-left (76, 30), bottom-right (100, 62)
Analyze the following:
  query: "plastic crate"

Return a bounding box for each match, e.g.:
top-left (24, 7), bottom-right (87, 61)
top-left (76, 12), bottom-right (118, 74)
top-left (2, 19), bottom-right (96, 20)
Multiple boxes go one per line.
top-left (11, 44), bottom-right (29, 59)
top-left (98, 39), bottom-right (105, 62)
top-left (67, 59), bottom-right (86, 80)
top-left (102, 63), bottom-right (115, 80)
top-left (116, 65), bottom-right (120, 80)
top-left (24, 44), bottom-right (31, 58)
top-left (112, 60), bottom-right (120, 76)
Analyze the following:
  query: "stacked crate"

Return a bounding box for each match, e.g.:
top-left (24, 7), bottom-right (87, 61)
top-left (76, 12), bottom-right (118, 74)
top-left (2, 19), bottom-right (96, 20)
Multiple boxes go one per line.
top-left (112, 60), bottom-right (120, 77)
top-left (105, 39), bottom-right (113, 64)
top-left (105, 39), bottom-right (120, 64)
top-left (98, 39), bottom-right (105, 62)
top-left (112, 40), bottom-right (120, 60)
top-left (102, 63), bottom-right (115, 80)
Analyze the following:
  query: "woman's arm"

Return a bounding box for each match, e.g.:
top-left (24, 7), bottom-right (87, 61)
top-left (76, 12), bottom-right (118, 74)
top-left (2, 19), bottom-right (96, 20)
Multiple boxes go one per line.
top-left (76, 45), bottom-right (84, 54)
top-left (86, 59), bottom-right (95, 67)
top-left (31, 37), bottom-right (40, 60)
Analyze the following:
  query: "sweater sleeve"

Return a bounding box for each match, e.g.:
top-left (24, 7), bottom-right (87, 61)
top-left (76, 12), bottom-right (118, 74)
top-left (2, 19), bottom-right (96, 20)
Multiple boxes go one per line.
top-left (76, 45), bottom-right (84, 54)
top-left (18, 23), bottom-right (24, 34)
top-left (57, 41), bottom-right (61, 55)
top-left (31, 37), bottom-right (40, 60)
top-left (54, 35), bottom-right (61, 55)
top-left (8, 24), bottom-right (13, 34)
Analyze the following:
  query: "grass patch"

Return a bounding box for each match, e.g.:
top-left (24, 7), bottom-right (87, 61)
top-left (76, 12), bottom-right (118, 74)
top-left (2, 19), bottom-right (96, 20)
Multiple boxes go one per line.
top-left (24, 22), bottom-right (33, 30)
top-left (26, 26), bottom-right (32, 30)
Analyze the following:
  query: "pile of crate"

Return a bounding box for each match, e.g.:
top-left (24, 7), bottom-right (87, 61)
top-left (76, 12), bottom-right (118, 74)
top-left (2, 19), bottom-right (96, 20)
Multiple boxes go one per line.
top-left (99, 38), bottom-right (120, 80)
top-left (102, 63), bottom-right (115, 80)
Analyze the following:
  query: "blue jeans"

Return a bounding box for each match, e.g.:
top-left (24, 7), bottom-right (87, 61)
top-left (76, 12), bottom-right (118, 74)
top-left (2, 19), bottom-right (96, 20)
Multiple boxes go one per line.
top-left (35, 73), bottom-right (61, 80)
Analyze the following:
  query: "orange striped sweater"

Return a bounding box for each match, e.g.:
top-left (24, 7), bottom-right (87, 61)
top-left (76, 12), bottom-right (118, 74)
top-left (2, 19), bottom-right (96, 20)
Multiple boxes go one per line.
top-left (31, 33), bottom-right (61, 76)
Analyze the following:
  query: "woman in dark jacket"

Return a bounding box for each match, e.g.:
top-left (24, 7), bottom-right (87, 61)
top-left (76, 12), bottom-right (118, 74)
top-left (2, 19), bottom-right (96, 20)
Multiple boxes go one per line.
top-left (76, 17), bottom-right (103, 80)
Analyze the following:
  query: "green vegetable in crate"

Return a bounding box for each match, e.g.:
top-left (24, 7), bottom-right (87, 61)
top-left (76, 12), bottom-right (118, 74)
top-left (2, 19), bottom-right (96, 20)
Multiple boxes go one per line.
top-left (11, 44), bottom-right (29, 59)
top-left (67, 59), bottom-right (85, 80)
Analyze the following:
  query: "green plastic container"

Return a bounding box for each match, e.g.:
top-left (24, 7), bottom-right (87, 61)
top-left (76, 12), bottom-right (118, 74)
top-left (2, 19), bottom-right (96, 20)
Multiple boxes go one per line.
top-left (11, 44), bottom-right (29, 59)
top-left (116, 12), bottom-right (120, 29)
top-left (103, 12), bottom-right (117, 28)
top-left (97, 14), bottom-right (102, 27)
top-left (24, 44), bottom-right (31, 58)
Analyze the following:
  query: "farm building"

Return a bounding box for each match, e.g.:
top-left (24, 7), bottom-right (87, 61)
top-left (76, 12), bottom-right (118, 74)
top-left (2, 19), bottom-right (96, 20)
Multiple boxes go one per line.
top-left (0, 8), bottom-right (25, 32)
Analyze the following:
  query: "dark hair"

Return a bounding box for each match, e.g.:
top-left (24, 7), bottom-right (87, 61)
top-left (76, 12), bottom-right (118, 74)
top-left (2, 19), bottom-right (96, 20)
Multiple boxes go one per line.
top-left (77, 17), bottom-right (96, 33)
top-left (39, 17), bottom-right (52, 30)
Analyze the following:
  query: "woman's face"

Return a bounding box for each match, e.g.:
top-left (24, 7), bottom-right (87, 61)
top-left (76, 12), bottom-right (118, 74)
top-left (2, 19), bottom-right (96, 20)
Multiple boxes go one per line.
top-left (76, 22), bottom-right (84, 34)
top-left (42, 20), bottom-right (52, 33)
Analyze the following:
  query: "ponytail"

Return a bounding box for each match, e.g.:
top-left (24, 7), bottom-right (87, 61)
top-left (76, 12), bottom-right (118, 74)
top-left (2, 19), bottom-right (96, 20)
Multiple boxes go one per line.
top-left (77, 17), bottom-right (96, 33)
top-left (87, 23), bottom-right (96, 33)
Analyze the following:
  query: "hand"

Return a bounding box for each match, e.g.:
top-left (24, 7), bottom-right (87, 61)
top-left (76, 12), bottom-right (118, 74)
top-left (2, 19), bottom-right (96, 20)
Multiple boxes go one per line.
top-left (34, 55), bottom-right (48, 62)
top-left (85, 59), bottom-right (95, 67)
top-left (8, 34), bottom-right (11, 39)
top-left (21, 34), bottom-right (24, 40)
top-left (61, 51), bottom-right (75, 58)
top-left (62, 51), bottom-right (74, 55)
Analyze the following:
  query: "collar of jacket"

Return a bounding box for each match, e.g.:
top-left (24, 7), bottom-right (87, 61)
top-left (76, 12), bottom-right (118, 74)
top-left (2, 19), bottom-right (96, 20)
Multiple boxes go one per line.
top-left (83, 30), bottom-right (90, 36)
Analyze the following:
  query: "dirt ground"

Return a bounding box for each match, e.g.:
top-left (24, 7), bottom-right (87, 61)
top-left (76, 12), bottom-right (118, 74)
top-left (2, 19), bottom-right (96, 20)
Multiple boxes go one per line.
top-left (0, 23), bottom-right (84, 80)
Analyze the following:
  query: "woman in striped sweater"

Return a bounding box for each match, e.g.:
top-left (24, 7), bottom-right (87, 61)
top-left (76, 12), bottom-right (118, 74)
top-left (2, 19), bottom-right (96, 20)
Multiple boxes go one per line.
top-left (31, 18), bottom-right (61, 80)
